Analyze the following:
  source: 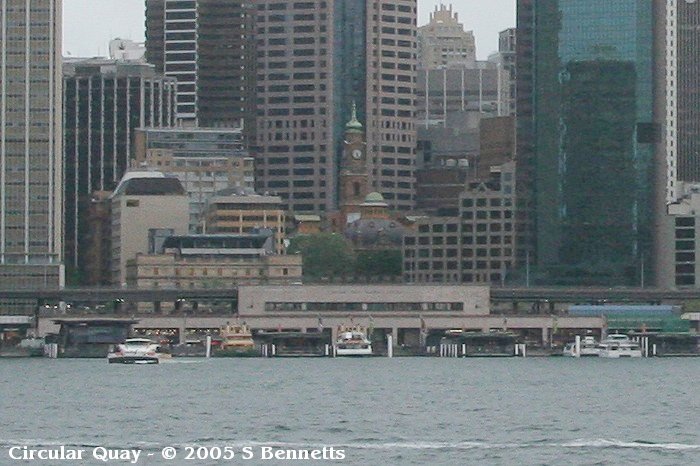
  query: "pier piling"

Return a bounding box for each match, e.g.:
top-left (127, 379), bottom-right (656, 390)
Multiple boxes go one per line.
top-left (575, 335), bottom-right (581, 358)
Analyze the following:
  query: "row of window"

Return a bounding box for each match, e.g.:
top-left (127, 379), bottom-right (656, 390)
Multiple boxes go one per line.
top-left (264, 301), bottom-right (464, 312)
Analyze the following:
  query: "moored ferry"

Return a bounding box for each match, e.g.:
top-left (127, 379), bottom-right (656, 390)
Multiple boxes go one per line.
top-left (597, 334), bottom-right (642, 358)
top-left (214, 322), bottom-right (256, 356)
top-left (335, 325), bottom-right (373, 357)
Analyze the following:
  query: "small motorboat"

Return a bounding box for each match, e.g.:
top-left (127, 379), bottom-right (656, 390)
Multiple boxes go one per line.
top-left (562, 336), bottom-right (600, 357)
top-left (107, 338), bottom-right (165, 364)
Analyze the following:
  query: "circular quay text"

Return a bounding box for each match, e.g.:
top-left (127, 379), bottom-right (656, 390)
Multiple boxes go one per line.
top-left (7, 445), bottom-right (347, 463)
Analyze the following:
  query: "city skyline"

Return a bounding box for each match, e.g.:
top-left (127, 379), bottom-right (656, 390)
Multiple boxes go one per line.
top-left (62, 0), bottom-right (516, 59)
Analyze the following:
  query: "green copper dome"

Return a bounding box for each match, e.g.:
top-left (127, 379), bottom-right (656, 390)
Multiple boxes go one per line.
top-left (364, 192), bottom-right (385, 203)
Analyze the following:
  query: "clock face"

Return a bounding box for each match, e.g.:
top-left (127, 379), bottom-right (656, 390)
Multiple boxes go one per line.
top-left (352, 149), bottom-right (362, 160)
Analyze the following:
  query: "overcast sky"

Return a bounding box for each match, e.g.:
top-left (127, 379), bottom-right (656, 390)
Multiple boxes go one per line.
top-left (62, 0), bottom-right (516, 59)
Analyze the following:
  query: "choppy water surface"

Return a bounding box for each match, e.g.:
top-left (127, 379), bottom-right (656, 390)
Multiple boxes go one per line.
top-left (1, 358), bottom-right (698, 465)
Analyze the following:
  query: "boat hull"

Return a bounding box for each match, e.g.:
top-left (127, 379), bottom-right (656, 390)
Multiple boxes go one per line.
top-left (562, 348), bottom-right (600, 357)
top-left (213, 347), bottom-right (258, 357)
top-left (598, 350), bottom-right (642, 358)
top-left (107, 355), bottom-right (159, 364)
top-left (335, 346), bottom-right (373, 357)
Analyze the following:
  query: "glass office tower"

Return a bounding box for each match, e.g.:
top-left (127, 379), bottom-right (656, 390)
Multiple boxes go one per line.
top-left (525, 0), bottom-right (654, 285)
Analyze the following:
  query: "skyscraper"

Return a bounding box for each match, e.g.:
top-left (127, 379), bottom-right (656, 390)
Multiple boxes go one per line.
top-left (62, 58), bottom-right (177, 283)
top-left (417, 3), bottom-right (476, 69)
top-left (661, 0), bottom-right (700, 202)
top-left (255, 0), bottom-right (417, 213)
top-left (653, 1), bottom-right (700, 288)
top-left (145, 0), bottom-right (256, 130)
top-left (516, 0), bottom-right (654, 285)
top-left (0, 0), bottom-right (64, 289)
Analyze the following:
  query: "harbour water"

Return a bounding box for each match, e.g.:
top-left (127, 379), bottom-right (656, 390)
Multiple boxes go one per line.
top-left (1, 358), bottom-right (698, 465)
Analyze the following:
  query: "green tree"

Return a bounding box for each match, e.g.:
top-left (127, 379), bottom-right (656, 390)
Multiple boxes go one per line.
top-left (287, 233), bottom-right (356, 280)
top-left (355, 249), bottom-right (402, 276)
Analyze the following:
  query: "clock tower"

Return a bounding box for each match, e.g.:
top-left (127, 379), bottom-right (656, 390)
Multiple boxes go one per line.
top-left (339, 102), bottom-right (369, 224)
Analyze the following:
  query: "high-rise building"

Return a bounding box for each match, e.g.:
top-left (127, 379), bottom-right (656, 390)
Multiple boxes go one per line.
top-left (145, 0), bottom-right (256, 129)
top-left (417, 65), bottom-right (502, 127)
top-left (62, 58), bottom-right (177, 284)
top-left (0, 0), bottom-right (64, 290)
top-left (417, 3), bottom-right (476, 69)
top-left (660, 0), bottom-right (700, 202)
top-left (516, 0), bottom-right (655, 286)
top-left (488, 28), bottom-right (517, 116)
top-left (255, 0), bottom-right (417, 214)
top-left (653, 1), bottom-right (700, 288)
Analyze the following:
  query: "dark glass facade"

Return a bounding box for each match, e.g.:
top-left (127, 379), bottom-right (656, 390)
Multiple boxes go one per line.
top-left (527, 0), bottom-right (654, 285)
top-left (333, 0), bottom-right (367, 207)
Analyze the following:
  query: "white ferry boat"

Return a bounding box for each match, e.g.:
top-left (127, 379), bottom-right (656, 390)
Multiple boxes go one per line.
top-left (597, 334), bottom-right (642, 358)
top-left (562, 336), bottom-right (600, 357)
top-left (335, 325), bottom-right (372, 357)
top-left (107, 338), bottom-right (165, 364)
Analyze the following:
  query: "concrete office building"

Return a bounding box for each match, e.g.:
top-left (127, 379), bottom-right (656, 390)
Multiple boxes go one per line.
top-left (63, 58), bottom-right (177, 283)
top-left (111, 171), bottom-right (189, 286)
top-left (133, 127), bottom-right (254, 232)
top-left (415, 116), bottom-right (514, 216)
top-left (417, 3), bottom-right (476, 69)
top-left (0, 0), bottom-right (64, 292)
top-left (145, 0), bottom-right (256, 129)
top-left (660, 0), bottom-right (700, 202)
top-left (417, 66), bottom-right (502, 127)
top-left (404, 161), bottom-right (517, 285)
top-left (654, 1), bottom-right (700, 288)
top-left (204, 189), bottom-right (286, 254)
top-left (254, 0), bottom-right (417, 213)
top-left (127, 234), bottom-right (302, 311)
